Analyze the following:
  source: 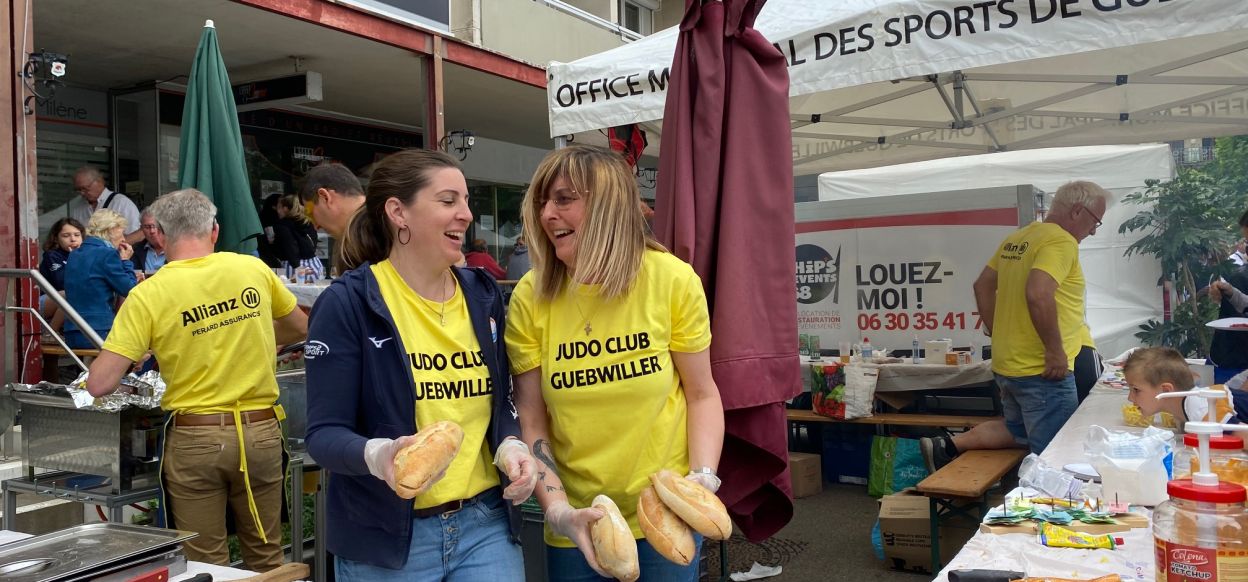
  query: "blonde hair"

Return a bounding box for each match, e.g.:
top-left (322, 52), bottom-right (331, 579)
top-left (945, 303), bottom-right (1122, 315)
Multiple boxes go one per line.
top-left (521, 145), bottom-right (665, 300)
top-left (1123, 347), bottom-right (1195, 392)
top-left (85, 209), bottom-right (128, 241)
top-left (278, 194), bottom-right (310, 224)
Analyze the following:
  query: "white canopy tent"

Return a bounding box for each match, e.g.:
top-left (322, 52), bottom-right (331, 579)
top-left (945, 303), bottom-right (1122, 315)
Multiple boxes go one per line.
top-left (548, 0), bottom-right (1248, 174)
top-left (817, 143), bottom-right (1176, 358)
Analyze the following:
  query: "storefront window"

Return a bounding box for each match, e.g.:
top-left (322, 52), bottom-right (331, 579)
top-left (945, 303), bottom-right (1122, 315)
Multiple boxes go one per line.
top-left (467, 181), bottom-right (526, 273)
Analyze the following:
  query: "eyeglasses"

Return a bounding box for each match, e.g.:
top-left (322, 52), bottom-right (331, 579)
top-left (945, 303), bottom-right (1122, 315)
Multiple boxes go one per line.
top-left (1080, 204), bottom-right (1103, 228)
top-left (540, 189), bottom-right (584, 210)
top-left (303, 199), bottom-right (318, 227)
top-left (140, 224), bottom-right (159, 231)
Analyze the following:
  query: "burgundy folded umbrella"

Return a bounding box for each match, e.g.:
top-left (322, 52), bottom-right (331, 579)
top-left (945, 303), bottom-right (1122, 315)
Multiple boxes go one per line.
top-left (654, 0), bottom-right (800, 542)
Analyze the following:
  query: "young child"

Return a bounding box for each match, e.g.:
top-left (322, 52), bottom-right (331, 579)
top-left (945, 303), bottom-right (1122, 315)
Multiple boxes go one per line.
top-left (1123, 347), bottom-right (1248, 431)
top-left (38, 217), bottom-right (86, 334)
top-left (39, 218), bottom-right (85, 292)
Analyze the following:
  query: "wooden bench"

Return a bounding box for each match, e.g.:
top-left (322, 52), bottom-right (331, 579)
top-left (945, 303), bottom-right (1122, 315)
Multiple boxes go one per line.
top-left (41, 344), bottom-right (101, 358)
top-left (915, 448), bottom-right (1029, 571)
top-left (786, 408), bottom-right (1000, 429)
top-left (40, 343), bottom-right (101, 383)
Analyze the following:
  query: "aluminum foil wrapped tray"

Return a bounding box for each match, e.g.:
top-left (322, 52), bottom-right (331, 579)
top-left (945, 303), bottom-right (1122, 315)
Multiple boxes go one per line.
top-left (7, 370), bottom-right (165, 412)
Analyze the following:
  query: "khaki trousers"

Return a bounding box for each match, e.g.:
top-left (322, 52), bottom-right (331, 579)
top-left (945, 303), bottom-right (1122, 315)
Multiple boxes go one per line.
top-left (164, 418), bottom-right (285, 572)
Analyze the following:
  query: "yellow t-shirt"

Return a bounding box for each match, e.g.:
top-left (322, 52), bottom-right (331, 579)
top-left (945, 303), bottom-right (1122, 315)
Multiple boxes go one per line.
top-left (103, 253), bottom-right (297, 413)
top-left (987, 222), bottom-right (1085, 377)
top-left (372, 261), bottom-right (498, 509)
top-left (506, 250), bottom-right (712, 547)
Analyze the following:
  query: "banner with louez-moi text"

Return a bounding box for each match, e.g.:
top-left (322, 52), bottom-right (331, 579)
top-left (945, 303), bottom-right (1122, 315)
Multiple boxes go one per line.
top-left (797, 225), bottom-right (1014, 354)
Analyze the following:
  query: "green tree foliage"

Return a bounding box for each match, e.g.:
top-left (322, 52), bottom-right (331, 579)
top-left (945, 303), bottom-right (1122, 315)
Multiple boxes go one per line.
top-left (1118, 137), bottom-right (1248, 356)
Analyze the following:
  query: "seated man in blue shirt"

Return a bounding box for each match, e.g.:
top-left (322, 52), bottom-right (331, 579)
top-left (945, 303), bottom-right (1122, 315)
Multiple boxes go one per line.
top-left (132, 210), bottom-right (167, 273)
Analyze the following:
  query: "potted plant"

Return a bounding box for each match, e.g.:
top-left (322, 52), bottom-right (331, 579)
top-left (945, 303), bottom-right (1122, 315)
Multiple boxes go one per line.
top-left (1118, 166), bottom-right (1240, 357)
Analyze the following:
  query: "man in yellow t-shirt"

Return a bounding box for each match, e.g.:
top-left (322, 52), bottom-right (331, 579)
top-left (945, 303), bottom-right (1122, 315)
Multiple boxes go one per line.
top-left (921, 181), bottom-right (1112, 470)
top-left (86, 189), bottom-right (308, 572)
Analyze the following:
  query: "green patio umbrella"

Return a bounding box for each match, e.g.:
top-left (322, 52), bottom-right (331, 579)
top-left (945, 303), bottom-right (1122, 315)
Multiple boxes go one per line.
top-left (178, 19), bottom-right (260, 254)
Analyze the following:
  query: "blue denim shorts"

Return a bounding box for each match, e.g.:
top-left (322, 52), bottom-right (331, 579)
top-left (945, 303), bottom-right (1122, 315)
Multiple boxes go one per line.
top-left (996, 373), bottom-right (1078, 454)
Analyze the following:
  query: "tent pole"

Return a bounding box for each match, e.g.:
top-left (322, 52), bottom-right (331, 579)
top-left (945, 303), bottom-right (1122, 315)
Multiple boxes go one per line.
top-left (960, 81), bottom-right (1003, 151)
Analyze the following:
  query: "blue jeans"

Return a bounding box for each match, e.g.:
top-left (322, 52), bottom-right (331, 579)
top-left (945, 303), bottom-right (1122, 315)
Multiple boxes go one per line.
top-left (996, 373), bottom-right (1078, 454)
top-left (546, 535), bottom-right (703, 582)
top-left (334, 488), bottom-right (523, 582)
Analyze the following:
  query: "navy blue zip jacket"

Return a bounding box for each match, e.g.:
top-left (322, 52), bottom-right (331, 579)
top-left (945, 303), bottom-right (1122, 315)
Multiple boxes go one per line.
top-left (305, 263), bottom-right (521, 569)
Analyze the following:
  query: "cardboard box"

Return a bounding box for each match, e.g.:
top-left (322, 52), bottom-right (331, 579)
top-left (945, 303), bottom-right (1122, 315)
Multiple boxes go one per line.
top-left (788, 452), bottom-right (822, 498)
top-left (877, 489), bottom-right (975, 574)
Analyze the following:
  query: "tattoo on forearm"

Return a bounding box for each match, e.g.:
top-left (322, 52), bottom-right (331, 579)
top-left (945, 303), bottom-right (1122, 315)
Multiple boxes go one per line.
top-left (537, 470), bottom-right (547, 482)
top-left (545, 484), bottom-right (564, 493)
top-left (533, 439), bottom-right (559, 477)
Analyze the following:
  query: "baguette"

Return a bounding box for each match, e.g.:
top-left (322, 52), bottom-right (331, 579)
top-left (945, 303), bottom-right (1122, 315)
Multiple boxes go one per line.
top-left (392, 421), bottom-right (464, 499)
top-left (650, 470), bottom-right (732, 540)
top-left (637, 485), bottom-right (696, 566)
top-left (590, 495), bottom-right (640, 582)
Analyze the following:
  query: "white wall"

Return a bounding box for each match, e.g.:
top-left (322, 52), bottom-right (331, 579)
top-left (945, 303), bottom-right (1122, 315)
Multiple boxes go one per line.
top-left (480, 0), bottom-right (630, 65)
top-left (458, 136), bottom-right (550, 186)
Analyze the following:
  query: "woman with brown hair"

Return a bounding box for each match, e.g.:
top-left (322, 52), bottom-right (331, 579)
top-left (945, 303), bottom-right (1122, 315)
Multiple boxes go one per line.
top-left (304, 149), bottom-right (535, 579)
top-left (507, 145), bottom-right (725, 580)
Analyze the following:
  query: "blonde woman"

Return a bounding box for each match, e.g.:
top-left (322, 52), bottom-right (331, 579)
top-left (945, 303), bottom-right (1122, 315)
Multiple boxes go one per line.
top-left (507, 145), bottom-right (724, 581)
top-left (63, 209), bottom-right (137, 348)
top-left (274, 194), bottom-right (324, 279)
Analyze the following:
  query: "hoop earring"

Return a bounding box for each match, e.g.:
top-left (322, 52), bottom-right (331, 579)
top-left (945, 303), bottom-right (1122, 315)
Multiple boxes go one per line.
top-left (397, 225), bottom-right (411, 246)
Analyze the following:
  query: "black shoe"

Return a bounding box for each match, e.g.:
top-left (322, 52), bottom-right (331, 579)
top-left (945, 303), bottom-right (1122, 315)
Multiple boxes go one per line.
top-left (920, 436), bottom-right (955, 473)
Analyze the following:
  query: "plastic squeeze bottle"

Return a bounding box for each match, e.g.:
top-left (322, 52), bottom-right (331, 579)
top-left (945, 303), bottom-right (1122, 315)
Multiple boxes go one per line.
top-left (911, 335), bottom-right (920, 364)
top-left (861, 337), bottom-right (873, 359)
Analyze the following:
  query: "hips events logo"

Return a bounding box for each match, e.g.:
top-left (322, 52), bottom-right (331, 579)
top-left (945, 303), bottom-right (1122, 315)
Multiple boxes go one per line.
top-left (796, 244), bottom-right (839, 305)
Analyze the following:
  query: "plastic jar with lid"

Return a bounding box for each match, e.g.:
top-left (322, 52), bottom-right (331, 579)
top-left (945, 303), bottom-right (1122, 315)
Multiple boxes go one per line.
top-left (1173, 434), bottom-right (1248, 487)
top-left (1153, 479), bottom-right (1248, 582)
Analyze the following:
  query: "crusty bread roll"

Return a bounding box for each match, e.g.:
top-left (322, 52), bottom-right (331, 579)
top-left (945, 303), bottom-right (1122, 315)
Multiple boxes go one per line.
top-left (637, 485), bottom-right (695, 566)
top-left (650, 469), bottom-right (731, 540)
top-left (590, 495), bottom-right (639, 582)
top-left (392, 421), bottom-right (464, 499)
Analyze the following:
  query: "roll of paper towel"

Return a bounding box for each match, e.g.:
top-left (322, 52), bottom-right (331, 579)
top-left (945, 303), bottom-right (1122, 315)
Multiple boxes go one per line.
top-left (924, 340), bottom-right (952, 364)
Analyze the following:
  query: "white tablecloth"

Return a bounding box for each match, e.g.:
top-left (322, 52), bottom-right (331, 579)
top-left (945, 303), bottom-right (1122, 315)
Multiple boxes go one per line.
top-left (1040, 382), bottom-right (1136, 469)
top-left (286, 282), bottom-right (331, 308)
top-left (933, 525), bottom-right (1155, 582)
top-left (800, 356), bottom-right (994, 393)
top-left (934, 381), bottom-right (1156, 582)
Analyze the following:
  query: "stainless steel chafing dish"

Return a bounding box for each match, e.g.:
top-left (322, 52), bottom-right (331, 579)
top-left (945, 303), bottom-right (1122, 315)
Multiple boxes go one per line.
top-left (5, 383), bottom-right (164, 495)
top-left (0, 523), bottom-right (195, 582)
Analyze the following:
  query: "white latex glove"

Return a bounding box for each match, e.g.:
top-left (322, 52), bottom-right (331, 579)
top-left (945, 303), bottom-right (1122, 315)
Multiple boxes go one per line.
top-left (686, 471), bottom-right (722, 494)
top-left (493, 438), bottom-right (537, 503)
top-left (545, 501), bottom-right (608, 577)
top-left (363, 435), bottom-right (418, 492)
